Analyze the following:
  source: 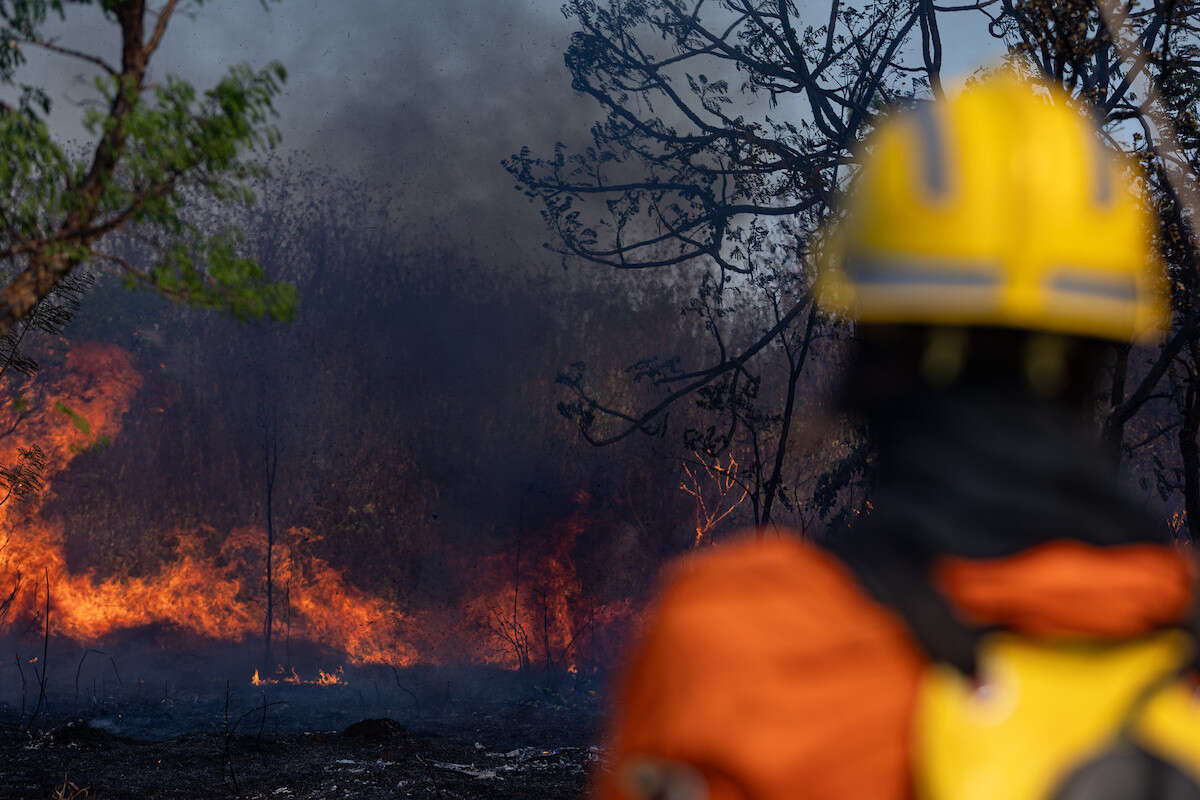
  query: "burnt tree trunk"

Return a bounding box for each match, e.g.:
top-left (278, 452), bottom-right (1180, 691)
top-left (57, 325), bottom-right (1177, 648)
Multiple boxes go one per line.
top-left (284, 580), bottom-right (292, 672)
top-left (1104, 343), bottom-right (1131, 459)
top-left (1181, 345), bottom-right (1200, 540)
top-left (261, 409), bottom-right (280, 672)
top-left (761, 305), bottom-right (819, 528)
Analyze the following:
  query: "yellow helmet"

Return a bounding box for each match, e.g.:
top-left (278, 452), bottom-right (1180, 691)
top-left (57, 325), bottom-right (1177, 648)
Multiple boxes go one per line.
top-left (816, 73), bottom-right (1167, 342)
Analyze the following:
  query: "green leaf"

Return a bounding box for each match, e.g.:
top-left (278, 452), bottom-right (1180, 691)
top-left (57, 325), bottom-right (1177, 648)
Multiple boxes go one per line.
top-left (54, 401), bottom-right (91, 434)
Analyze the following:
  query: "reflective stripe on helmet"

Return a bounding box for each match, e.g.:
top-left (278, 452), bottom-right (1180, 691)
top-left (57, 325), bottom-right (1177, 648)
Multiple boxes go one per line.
top-left (845, 257), bottom-right (998, 288)
top-left (1049, 271), bottom-right (1138, 303)
top-left (913, 101), bottom-right (949, 198)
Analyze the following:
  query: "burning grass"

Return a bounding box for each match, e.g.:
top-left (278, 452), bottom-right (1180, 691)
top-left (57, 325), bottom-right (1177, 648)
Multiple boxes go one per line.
top-left (0, 343), bottom-right (641, 674)
top-left (0, 344), bottom-right (630, 796)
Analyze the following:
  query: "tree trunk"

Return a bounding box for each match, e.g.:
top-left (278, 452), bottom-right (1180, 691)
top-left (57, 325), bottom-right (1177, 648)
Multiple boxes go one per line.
top-left (262, 423), bottom-right (278, 672)
top-left (1103, 343), bottom-right (1130, 459)
top-left (264, 496), bottom-right (274, 671)
top-left (761, 307), bottom-right (818, 527)
top-left (1182, 354), bottom-right (1200, 540)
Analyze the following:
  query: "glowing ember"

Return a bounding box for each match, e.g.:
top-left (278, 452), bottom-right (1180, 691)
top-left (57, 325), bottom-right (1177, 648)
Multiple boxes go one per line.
top-left (680, 451), bottom-right (748, 546)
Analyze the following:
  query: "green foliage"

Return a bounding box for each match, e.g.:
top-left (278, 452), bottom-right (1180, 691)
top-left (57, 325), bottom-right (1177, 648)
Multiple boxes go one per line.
top-left (54, 401), bottom-right (90, 434)
top-left (0, 1), bottom-right (296, 510)
top-left (69, 434), bottom-right (111, 455)
top-left (133, 231), bottom-right (298, 322)
top-left (0, 0), bottom-right (295, 324)
top-left (54, 402), bottom-right (115, 453)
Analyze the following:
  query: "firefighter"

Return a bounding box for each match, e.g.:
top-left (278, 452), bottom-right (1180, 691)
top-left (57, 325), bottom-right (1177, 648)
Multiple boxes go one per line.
top-left (593, 73), bottom-right (1200, 800)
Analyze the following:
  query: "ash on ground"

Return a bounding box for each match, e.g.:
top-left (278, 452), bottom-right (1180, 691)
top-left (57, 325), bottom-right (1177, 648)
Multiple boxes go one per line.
top-left (0, 663), bottom-right (611, 798)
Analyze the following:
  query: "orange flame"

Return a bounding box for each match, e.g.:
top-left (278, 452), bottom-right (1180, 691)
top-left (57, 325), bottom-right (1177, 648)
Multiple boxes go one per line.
top-left (680, 451), bottom-right (748, 546)
top-left (316, 667), bottom-right (343, 686)
top-left (0, 344), bottom-right (641, 670)
top-left (250, 665), bottom-right (341, 686)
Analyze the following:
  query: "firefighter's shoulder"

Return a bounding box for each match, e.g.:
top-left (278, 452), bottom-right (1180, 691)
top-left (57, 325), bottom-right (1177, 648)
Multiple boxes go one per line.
top-left (654, 530), bottom-right (917, 649)
top-left (596, 531), bottom-right (925, 800)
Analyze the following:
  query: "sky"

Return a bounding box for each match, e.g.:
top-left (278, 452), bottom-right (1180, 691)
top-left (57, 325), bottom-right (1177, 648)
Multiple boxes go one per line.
top-left (17, 0), bottom-right (1007, 261)
top-left (16, 1), bottom-right (600, 257)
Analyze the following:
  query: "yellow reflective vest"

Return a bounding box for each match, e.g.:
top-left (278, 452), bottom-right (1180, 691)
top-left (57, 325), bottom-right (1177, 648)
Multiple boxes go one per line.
top-left (916, 630), bottom-right (1200, 799)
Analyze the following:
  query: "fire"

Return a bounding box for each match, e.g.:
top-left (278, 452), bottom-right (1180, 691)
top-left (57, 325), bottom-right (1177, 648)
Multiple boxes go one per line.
top-left (252, 666), bottom-right (342, 686)
top-left (316, 667), bottom-right (343, 685)
top-left (680, 451), bottom-right (748, 546)
top-left (0, 343), bottom-right (641, 670)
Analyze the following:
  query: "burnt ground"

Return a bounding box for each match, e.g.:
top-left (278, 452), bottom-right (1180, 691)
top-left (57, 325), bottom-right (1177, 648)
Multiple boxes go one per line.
top-left (0, 722), bottom-right (600, 799)
top-left (0, 664), bottom-right (614, 799)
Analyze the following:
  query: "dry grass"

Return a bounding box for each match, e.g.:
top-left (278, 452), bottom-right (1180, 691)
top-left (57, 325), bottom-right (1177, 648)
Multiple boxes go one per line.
top-left (51, 776), bottom-right (89, 799)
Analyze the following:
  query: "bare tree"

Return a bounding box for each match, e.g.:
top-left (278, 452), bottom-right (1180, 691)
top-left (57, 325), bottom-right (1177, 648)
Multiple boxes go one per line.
top-left (510, 0), bottom-right (1200, 534)
top-left (0, 0), bottom-right (295, 336)
top-left (258, 389), bottom-right (281, 672)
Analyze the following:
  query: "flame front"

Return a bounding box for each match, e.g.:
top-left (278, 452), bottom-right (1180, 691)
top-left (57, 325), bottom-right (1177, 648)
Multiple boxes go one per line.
top-left (316, 667), bottom-right (343, 686)
top-left (0, 344), bottom-right (639, 669)
top-left (252, 665), bottom-right (338, 686)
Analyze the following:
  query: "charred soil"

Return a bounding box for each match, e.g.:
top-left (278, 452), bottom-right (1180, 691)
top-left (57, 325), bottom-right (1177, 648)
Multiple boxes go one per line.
top-left (0, 716), bottom-right (598, 799)
top-left (0, 672), bottom-right (606, 799)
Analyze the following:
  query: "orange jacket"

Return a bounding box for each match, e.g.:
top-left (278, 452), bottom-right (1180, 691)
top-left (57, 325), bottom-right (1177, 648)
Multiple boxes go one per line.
top-left (593, 532), bottom-right (1194, 800)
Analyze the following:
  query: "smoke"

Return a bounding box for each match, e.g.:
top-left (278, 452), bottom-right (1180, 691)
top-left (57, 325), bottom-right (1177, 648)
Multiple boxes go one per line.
top-left (0, 2), bottom-right (717, 672)
top-left (17, 0), bottom-right (596, 262)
